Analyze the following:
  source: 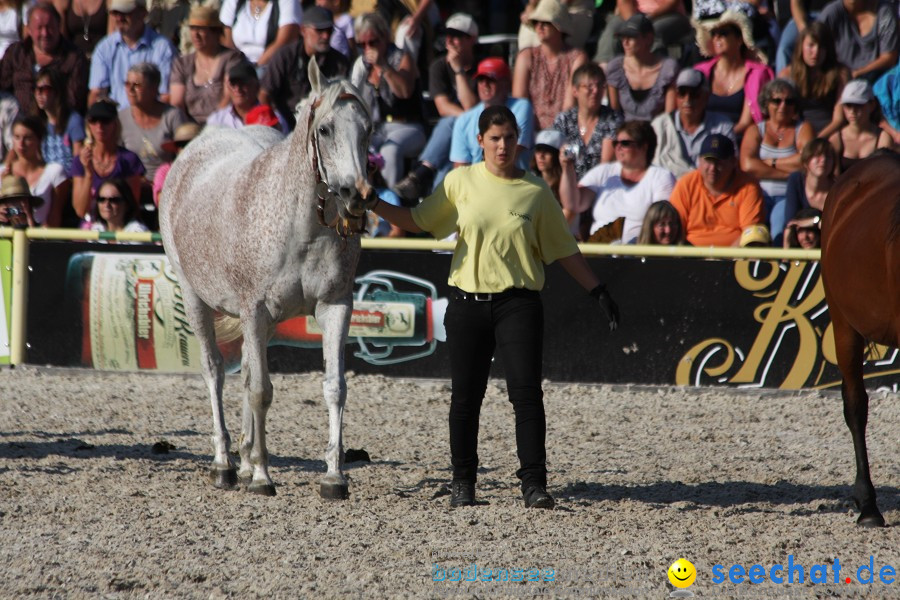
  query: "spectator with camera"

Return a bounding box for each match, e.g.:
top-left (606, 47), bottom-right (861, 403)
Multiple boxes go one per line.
top-left (651, 68), bottom-right (735, 179)
top-left (551, 62), bottom-right (622, 181)
top-left (669, 133), bottom-right (766, 247)
top-left (783, 207), bottom-right (821, 249)
top-left (560, 120), bottom-right (675, 243)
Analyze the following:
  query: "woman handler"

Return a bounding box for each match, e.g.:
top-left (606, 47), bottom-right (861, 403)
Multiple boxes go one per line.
top-left (367, 105), bottom-right (619, 509)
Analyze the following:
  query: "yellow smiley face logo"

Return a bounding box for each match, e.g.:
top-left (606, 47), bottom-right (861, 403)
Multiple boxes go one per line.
top-left (668, 558), bottom-right (697, 588)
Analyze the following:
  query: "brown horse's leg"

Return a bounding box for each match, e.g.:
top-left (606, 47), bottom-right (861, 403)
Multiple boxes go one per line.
top-left (832, 313), bottom-right (885, 527)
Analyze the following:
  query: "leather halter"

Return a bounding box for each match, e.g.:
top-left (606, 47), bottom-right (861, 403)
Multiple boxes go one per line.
top-left (309, 92), bottom-right (368, 240)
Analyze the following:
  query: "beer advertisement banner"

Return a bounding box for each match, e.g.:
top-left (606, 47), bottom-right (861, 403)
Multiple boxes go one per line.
top-left (23, 242), bottom-right (900, 390)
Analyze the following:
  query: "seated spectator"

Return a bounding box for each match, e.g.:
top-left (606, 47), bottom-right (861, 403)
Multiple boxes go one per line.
top-left (532, 129), bottom-right (576, 226)
top-left (0, 173), bottom-right (38, 226)
top-left (692, 0), bottom-right (777, 60)
top-left (739, 78), bottom-right (813, 245)
top-left (777, 22), bottom-right (849, 137)
top-left (207, 60), bottom-right (289, 132)
top-left (783, 137), bottom-right (834, 228)
top-left (88, 0), bottom-right (176, 108)
top-left (169, 6), bottom-right (244, 125)
top-left (260, 5), bottom-right (349, 131)
top-left (153, 121), bottom-right (201, 205)
top-left (651, 68), bottom-right (735, 178)
top-left (34, 66), bottom-right (84, 174)
top-left (560, 120), bottom-right (675, 243)
top-left (87, 177), bottom-right (149, 233)
top-left (782, 207), bottom-right (821, 249)
top-left (449, 57), bottom-right (535, 171)
top-left (316, 0), bottom-right (354, 58)
top-left (635, 200), bottom-right (685, 244)
top-left (54, 0), bottom-right (112, 58)
top-left (0, 116), bottom-right (68, 226)
top-left (669, 133), bottom-right (766, 246)
top-left (220, 0), bottom-right (299, 67)
top-left (375, 0), bottom-right (439, 65)
top-left (119, 62), bottom-right (187, 184)
top-left (606, 14), bottom-right (677, 122)
top-left (817, 0), bottom-right (898, 84)
top-left (594, 0), bottom-right (693, 65)
top-left (828, 78), bottom-right (892, 174)
top-left (774, 0), bottom-right (830, 74)
top-left (693, 9), bottom-right (774, 136)
top-left (552, 62), bottom-right (622, 181)
top-left (350, 12), bottom-right (424, 191)
top-left (394, 12), bottom-right (478, 205)
top-left (71, 99), bottom-right (145, 222)
top-left (1, 2), bottom-right (88, 114)
top-left (512, 0), bottom-right (587, 130)
top-left (518, 0), bottom-right (594, 52)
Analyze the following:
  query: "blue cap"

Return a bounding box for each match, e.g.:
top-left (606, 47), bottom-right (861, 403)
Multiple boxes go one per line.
top-left (699, 134), bottom-right (735, 160)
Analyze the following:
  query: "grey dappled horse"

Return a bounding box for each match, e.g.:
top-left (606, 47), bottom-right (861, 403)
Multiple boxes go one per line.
top-left (158, 60), bottom-right (373, 498)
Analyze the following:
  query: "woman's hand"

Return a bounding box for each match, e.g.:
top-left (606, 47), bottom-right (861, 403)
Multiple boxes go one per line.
top-left (79, 144), bottom-right (94, 174)
top-left (363, 43), bottom-right (385, 68)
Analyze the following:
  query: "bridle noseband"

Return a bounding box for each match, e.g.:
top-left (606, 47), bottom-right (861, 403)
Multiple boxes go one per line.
top-left (309, 92), bottom-right (368, 241)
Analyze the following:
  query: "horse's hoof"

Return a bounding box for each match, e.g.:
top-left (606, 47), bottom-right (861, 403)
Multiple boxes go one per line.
top-left (320, 482), bottom-right (350, 500)
top-left (209, 467), bottom-right (239, 491)
top-left (857, 512), bottom-right (886, 528)
top-left (247, 481), bottom-right (277, 496)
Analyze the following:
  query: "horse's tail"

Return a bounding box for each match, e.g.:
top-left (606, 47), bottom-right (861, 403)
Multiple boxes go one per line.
top-left (214, 314), bottom-right (243, 344)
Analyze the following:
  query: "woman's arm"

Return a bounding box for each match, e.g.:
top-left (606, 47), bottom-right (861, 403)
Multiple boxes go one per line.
top-left (739, 122), bottom-right (781, 178)
top-left (381, 50), bottom-right (417, 99)
top-left (127, 175), bottom-right (142, 208)
top-left (72, 175), bottom-right (92, 218)
top-left (600, 138), bottom-right (615, 163)
top-left (663, 83), bottom-right (676, 114)
top-left (607, 84), bottom-right (621, 113)
top-left (512, 48), bottom-right (532, 100)
top-left (559, 153), bottom-right (595, 214)
top-left (222, 27), bottom-right (235, 49)
top-left (556, 252), bottom-right (600, 291)
top-left (257, 24), bottom-right (300, 66)
top-left (734, 102), bottom-right (754, 136)
top-left (169, 83), bottom-right (186, 110)
top-left (369, 198), bottom-right (423, 233)
top-left (877, 128), bottom-right (895, 150)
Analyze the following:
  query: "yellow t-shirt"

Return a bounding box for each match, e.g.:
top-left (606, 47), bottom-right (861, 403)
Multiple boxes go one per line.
top-left (411, 163), bottom-right (579, 293)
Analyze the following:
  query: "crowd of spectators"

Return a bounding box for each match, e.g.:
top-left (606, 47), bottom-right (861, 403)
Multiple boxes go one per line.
top-left (0, 0), bottom-right (899, 248)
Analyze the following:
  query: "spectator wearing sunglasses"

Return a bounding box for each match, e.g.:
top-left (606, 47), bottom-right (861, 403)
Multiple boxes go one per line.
top-left (86, 177), bottom-right (149, 234)
top-left (739, 79), bottom-right (813, 245)
top-left (34, 65), bottom-right (84, 174)
top-left (651, 68), bottom-right (735, 178)
top-left (260, 5), bottom-right (348, 131)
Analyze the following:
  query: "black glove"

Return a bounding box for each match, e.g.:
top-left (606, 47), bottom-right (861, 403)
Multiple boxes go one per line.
top-left (589, 284), bottom-right (619, 331)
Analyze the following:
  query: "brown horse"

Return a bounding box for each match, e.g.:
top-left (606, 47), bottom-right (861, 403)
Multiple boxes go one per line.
top-left (821, 151), bottom-right (900, 527)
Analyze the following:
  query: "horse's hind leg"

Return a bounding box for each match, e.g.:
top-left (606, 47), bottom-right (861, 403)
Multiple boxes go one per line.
top-left (183, 288), bottom-right (236, 490)
top-left (237, 304), bottom-right (276, 496)
top-left (316, 301), bottom-right (351, 500)
top-left (832, 312), bottom-right (885, 527)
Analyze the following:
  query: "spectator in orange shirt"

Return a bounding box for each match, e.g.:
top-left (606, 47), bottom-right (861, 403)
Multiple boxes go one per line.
top-left (669, 133), bottom-right (766, 247)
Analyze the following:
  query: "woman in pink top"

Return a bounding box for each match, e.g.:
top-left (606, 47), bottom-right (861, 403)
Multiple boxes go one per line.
top-left (512, 0), bottom-right (587, 130)
top-left (692, 9), bottom-right (773, 136)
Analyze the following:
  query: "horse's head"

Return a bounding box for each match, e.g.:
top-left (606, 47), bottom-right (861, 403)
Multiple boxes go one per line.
top-left (303, 59), bottom-right (374, 221)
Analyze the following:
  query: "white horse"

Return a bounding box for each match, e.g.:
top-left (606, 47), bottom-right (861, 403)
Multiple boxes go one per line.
top-left (158, 61), bottom-right (373, 498)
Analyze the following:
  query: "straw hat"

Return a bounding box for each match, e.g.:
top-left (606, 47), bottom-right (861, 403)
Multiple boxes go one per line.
top-left (0, 174), bottom-right (41, 207)
top-left (527, 0), bottom-right (573, 37)
top-left (161, 122), bottom-right (203, 154)
top-left (693, 9), bottom-right (762, 62)
top-left (188, 5), bottom-right (223, 28)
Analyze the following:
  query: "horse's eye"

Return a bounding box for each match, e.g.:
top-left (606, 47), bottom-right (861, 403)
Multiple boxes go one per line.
top-left (318, 125), bottom-right (331, 136)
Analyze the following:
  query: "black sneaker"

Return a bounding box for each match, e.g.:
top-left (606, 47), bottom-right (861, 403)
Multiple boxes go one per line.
top-left (523, 485), bottom-right (555, 509)
top-left (450, 480), bottom-right (475, 507)
top-left (395, 165), bottom-right (435, 204)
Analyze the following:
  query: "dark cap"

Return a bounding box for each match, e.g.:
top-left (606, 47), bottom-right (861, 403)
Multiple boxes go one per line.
top-left (302, 5), bottom-right (333, 29)
top-left (475, 57), bottom-right (510, 81)
top-left (617, 13), bottom-right (654, 37)
top-left (86, 100), bottom-right (119, 122)
top-left (228, 60), bottom-right (258, 83)
top-left (699, 134), bottom-right (735, 160)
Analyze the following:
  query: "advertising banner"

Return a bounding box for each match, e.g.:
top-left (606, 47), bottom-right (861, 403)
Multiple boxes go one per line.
top-left (21, 242), bottom-right (900, 390)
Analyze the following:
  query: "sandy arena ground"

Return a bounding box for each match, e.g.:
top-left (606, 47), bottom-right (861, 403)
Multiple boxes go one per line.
top-left (1, 367), bottom-right (899, 599)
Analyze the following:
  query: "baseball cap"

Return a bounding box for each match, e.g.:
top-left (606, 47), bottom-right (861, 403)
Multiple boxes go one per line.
top-left (617, 13), bottom-right (653, 37)
top-left (740, 224), bottom-right (771, 247)
top-left (676, 68), bottom-right (707, 89)
top-left (86, 100), bottom-right (119, 122)
top-left (109, 0), bottom-right (145, 13)
top-left (475, 57), bottom-right (510, 81)
top-left (699, 134), bottom-right (735, 160)
top-left (302, 6), bottom-right (333, 29)
top-left (535, 129), bottom-right (564, 151)
top-left (840, 79), bottom-right (874, 105)
top-left (445, 13), bottom-right (478, 37)
top-left (228, 60), bottom-right (259, 83)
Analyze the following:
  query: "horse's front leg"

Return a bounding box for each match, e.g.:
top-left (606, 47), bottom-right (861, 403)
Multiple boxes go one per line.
top-left (315, 300), bottom-right (352, 500)
top-left (237, 304), bottom-right (276, 496)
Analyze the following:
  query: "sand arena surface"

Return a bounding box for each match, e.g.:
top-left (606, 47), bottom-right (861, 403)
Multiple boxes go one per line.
top-left (1, 367), bottom-right (899, 599)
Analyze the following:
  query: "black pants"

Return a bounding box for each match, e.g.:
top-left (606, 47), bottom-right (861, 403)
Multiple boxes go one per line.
top-left (445, 288), bottom-right (546, 490)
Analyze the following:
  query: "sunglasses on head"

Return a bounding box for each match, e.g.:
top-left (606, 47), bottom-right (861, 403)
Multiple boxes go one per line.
top-left (97, 195), bottom-right (124, 204)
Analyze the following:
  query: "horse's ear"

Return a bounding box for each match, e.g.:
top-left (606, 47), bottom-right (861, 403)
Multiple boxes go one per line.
top-left (309, 57), bottom-right (322, 96)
